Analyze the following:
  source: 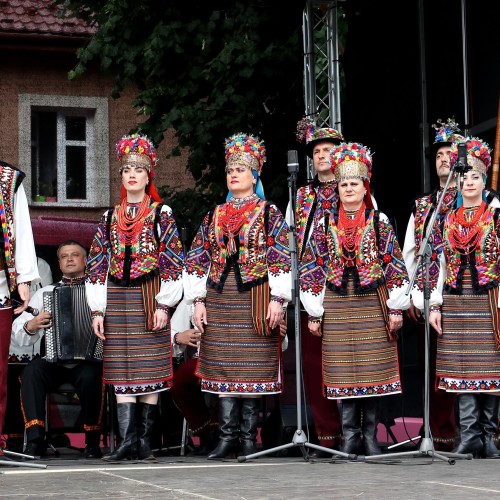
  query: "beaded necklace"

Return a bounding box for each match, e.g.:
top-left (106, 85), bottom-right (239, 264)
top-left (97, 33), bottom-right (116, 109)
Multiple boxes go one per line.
top-left (116, 194), bottom-right (151, 245)
top-left (338, 202), bottom-right (366, 266)
top-left (448, 201), bottom-right (486, 255)
top-left (219, 194), bottom-right (259, 256)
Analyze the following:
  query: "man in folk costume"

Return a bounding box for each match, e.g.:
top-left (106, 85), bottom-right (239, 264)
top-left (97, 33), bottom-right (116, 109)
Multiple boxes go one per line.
top-left (184, 133), bottom-right (292, 459)
top-left (288, 117), bottom-right (346, 455)
top-left (13, 241), bottom-right (104, 459)
top-left (0, 160), bottom-right (40, 455)
top-left (299, 142), bottom-right (410, 456)
top-left (402, 118), bottom-right (465, 451)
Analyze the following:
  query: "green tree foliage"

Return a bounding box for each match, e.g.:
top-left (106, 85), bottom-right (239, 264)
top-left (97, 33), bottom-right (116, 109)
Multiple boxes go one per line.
top-left (55, 0), bottom-right (306, 239)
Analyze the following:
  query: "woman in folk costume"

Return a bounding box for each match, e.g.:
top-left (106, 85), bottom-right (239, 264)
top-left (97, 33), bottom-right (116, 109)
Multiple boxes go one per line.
top-left (85, 134), bottom-right (184, 462)
top-left (183, 133), bottom-right (291, 460)
top-left (299, 142), bottom-right (410, 456)
top-left (425, 138), bottom-right (500, 458)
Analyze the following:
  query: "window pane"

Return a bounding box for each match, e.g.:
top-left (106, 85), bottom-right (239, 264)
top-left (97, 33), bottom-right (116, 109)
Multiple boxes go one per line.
top-left (31, 111), bottom-right (57, 198)
top-left (66, 146), bottom-right (87, 199)
top-left (65, 116), bottom-right (86, 141)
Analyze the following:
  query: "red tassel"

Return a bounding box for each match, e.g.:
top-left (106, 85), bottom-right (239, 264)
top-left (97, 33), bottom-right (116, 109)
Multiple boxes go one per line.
top-left (226, 233), bottom-right (237, 256)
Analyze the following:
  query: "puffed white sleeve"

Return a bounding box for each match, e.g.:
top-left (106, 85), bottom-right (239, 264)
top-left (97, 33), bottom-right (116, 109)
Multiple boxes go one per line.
top-left (402, 213), bottom-right (417, 279)
top-left (14, 185), bottom-right (40, 287)
top-left (11, 286), bottom-right (51, 347)
top-left (170, 297), bottom-right (194, 358)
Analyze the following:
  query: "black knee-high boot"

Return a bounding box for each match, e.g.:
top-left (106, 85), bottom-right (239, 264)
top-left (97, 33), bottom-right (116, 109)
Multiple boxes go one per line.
top-left (480, 394), bottom-right (500, 458)
top-left (239, 397), bottom-right (261, 456)
top-left (207, 397), bottom-right (239, 460)
top-left (137, 402), bottom-right (158, 462)
top-left (340, 400), bottom-right (362, 455)
top-left (102, 403), bottom-right (136, 462)
top-left (453, 393), bottom-right (482, 456)
top-left (362, 398), bottom-right (382, 456)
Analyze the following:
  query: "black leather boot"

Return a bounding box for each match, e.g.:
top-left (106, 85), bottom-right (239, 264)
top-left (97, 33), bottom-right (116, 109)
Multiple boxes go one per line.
top-left (340, 400), bottom-right (362, 455)
top-left (207, 397), bottom-right (239, 460)
top-left (239, 397), bottom-right (261, 457)
top-left (194, 426), bottom-right (220, 456)
top-left (102, 403), bottom-right (136, 462)
top-left (84, 431), bottom-right (103, 459)
top-left (362, 398), bottom-right (382, 456)
top-left (137, 402), bottom-right (158, 462)
top-left (453, 393), bottom-right (482, 456)
top-left (480, 394), bottom-right (500, 458)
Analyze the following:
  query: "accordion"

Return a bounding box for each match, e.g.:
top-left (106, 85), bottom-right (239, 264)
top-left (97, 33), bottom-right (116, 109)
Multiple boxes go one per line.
top-left (43, 284), bottom-right (103, 363)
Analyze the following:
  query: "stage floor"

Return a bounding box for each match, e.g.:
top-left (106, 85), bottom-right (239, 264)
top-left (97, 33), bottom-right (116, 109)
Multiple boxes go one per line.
top-left (1, 442), bottom-right (499, 499)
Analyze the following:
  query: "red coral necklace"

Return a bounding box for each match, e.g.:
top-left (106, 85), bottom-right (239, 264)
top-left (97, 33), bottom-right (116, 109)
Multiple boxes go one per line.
top-left (338, 202), bottom-right (366, 266)
top-left (448, 201), bottom-right (486, 255)
top-left (116, 194), bottom-right (151, 245)
top-left (219, 195), bottom-right (259, 255)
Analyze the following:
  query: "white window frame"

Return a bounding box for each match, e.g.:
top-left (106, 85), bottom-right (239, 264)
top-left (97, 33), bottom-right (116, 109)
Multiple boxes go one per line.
top-left (19, 94), bottom-right (110, 207)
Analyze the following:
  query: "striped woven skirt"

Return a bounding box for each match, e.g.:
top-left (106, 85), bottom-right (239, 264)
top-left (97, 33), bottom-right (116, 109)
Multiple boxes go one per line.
top-left (322, 279), bottom-right (401, 400)
top-left (103, 281), bottom-right (173, 395)
top-left (437, 271), bottom-right (500, 392)
top-left (195, 271), bottom-right (282, 395)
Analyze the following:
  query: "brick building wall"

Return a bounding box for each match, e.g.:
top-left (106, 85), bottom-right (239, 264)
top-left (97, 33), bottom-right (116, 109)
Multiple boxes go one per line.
top-left (0, 48), bottom-right (194, 227)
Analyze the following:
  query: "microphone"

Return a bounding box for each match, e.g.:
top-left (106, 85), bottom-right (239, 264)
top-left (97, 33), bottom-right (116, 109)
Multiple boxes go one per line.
top-left (287, 150), bottom-right (299, 174)
top-left (11, 299), bottom-right (39, 316)
top-left (456, 142), bottom-right (469, 191)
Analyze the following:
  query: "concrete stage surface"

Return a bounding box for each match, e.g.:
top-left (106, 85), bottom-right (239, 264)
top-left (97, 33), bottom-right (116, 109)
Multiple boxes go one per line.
top-left (1, 445), bottom-right (500, 499)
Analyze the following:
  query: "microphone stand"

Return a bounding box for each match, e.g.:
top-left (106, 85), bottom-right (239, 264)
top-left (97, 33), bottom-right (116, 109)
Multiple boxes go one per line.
top-left (365, 160), bottom-right (471, 464)
top-left (238, 152), bottom-right (354, 462)
top-left (0, 449), bottom-right (48, 469)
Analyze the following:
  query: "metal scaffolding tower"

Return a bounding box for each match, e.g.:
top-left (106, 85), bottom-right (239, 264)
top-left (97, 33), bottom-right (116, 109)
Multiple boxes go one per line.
top-left (302, 0), bottom-right (343, 181)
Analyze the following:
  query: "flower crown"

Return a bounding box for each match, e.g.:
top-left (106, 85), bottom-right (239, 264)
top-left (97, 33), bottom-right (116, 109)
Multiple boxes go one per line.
top-left (432, 118), bottom-right (463, 145)
top-left (450, 137), bottom-right (492, 175)
top-left (329, 142), bottom-right (373, 182)
top-left (224, 133), bottom-right (266, 174)
top-left (116, 134), bottom-right (158, 172)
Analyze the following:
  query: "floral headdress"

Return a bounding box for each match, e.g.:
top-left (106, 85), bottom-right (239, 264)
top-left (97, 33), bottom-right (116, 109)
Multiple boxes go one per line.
top-left (224, 133), bottom-right (266, 174)
top-left (296, 116), bottom-right (344, 159)
top-left (450, 137), bottom-right (492, 176)
top-left (116, 133), bottom-right (161, 202)
top-left (329, 142), bottom-right (373, 183)
top-left (116, 134), bottom-right (158, 172)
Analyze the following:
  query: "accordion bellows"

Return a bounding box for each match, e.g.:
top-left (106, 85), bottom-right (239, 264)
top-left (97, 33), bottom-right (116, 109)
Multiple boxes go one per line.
top-left (43, 284), bottom-right (103, 363)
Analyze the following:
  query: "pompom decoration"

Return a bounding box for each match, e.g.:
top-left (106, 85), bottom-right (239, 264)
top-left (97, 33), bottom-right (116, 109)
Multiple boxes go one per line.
top-left (296, 116), bottom-right (316, 143)
top-left (296, 116), bottom-right (345, 159)
top-left (224, 133), bottom-right (266, 174)
top-left (450, 137), bottom-right (492, 174)
top-left (116, 133), bottom-right (158, 171)
top-left (329, 142), bottom-right (373, 181)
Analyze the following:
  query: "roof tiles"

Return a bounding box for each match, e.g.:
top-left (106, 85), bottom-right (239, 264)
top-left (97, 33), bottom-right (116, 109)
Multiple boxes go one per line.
top-left (0, 0), bottom-right (95, 36)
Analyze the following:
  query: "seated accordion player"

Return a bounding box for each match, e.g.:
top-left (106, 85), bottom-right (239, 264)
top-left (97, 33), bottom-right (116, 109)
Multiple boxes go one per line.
top-left (43, 284), bottom-right (103, 363)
